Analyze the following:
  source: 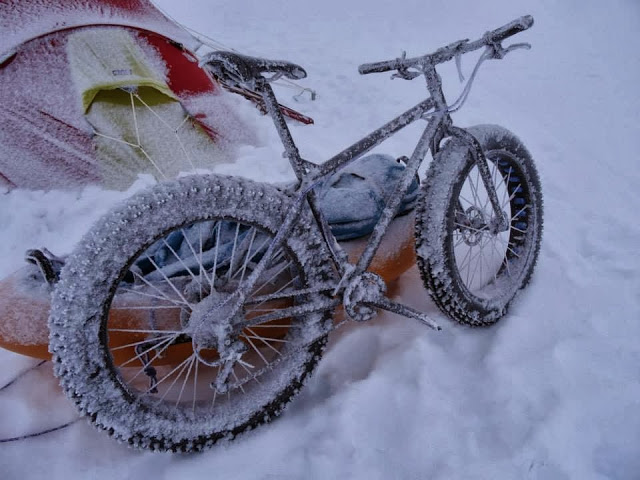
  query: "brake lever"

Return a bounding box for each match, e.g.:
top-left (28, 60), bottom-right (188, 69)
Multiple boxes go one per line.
top-left (391, 68), bottom-right (421, 80)
top-left (485, 40), bottom-right (531, 60)
top-left (504, 42), bottom-right (532, 54)
top-left (386, 50), bottom-right (421, 80)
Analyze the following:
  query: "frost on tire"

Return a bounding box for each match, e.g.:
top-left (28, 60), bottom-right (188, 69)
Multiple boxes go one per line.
top-left (49, 174), bottom-right (336, 452)
top-left (415, 124), bottom-right (543, 326)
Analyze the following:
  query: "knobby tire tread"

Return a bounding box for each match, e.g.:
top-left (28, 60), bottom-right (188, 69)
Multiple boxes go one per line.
top-left (415, 124), bottom-right (543, 326)
top-left (49, 174), bottom-right (336, 452)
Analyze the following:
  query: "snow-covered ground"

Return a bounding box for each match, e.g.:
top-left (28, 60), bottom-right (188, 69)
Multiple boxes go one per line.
top-left (1, 0), bottom-right (639, 478)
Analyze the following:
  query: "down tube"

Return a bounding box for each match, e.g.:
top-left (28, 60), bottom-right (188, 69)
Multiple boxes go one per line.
top-left (355, 114), bottom-right (442, 275)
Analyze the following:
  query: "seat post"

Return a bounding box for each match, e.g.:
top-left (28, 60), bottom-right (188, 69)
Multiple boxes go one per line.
top-left (255, 77), bottom-right (307, 180)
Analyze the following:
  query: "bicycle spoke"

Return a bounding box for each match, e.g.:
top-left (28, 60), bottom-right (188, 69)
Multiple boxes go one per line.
top-left (511, 225), bottom-right (527, 234)
top-left (199, 223), bottom-right (205, 301)
top-left (108, 328), bottom-right (183, 335)
top-left (242, 334), bottom-right (270, 367)
top-left (154, 357), bottom-right (193, 404)
top-left (250, 276), bottom-right (297, 311)
top-left (243, 335), bottom-right (288, 344)
top-left (238, 361), bottom-right (261, 384)
top-left (128, 270), bottom-right (190, 308)
top-left (504, 185), bottom-right (521, 209)
top-left (495, 236), bottom-right (521, 258)
top-left (160, 236), bottom-right (203, 289)
top-left (479, 234), bottom-right (498, 288)
top-left (468, 241), bottom-right (484, 289)
top-left (244, 327), bottom-right (282, 357)
top-left (453, 222), bottom-right (489, 234)
top-left (238, 228), bottom-right (258, 284)
top-left (478, 236), bottom-right (485, 287)
top-left (118, 286), bottom-right (186, 308)
top-left (149, 353), bottom-right (196, 399)
top-left (179, 228), bottom-right (213, 286)
top-left (490, 236), bottom-right (509, 280)
top-left (121, 334), bottom-right (178, 370)
top-left (110, 305), bottom-right (183, 311)
top-left (453, 233), bottom-right (467, 248)
top-left (175, 354), bottom-right (197, 408)
top-left (110, 333), bottom-right (177, 352)
top-left (511, 204), bottom-right (528, 222)
top-left (192, 358), bottom-right (199, 413)
top-left (251, 259), bottom-right (293, 297)
top-left (469, 166), bottom-right (483, 208)
top-left (501, 181), bottom-right (520, 210)
top-left (236, 358), bottom-right (255, 369)
top-left (458, 193), bottom-right (475, 208)
top-left (144, 254), bottom-right (194, 308)
top-left (456, 243), bottom-right (474, 279)
top-left (231, 370), bottom-right (246, 394)
top-left (227, 222), bottom-right (241, 283)
top-left (209, 221), bottom-right (222, 293)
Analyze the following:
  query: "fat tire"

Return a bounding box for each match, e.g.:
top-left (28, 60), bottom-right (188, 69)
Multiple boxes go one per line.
top-left (49, 174), bottom-right (336, 452)
top-left (415, 125), bottom-right (543, 326)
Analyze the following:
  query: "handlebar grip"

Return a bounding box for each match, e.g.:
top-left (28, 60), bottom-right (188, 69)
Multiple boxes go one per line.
top-left (487, 15), bottom-right (534, 43)
top-left (358, 60), bottom-right (398, 75)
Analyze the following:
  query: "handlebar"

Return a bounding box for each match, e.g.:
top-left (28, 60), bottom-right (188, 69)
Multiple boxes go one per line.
top-left (358, 15), bottom-right (533, 75)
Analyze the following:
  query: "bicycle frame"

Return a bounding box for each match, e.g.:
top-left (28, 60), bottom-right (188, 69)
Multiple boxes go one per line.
top-left (253, 64), bottom-right (452, 283)
top-left (219, 16), bottom-right (534, 326)
top-left (208, 72), bottom-right (444, 332)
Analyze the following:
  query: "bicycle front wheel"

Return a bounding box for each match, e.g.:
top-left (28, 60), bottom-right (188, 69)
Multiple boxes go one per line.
top-left (415, 125), bottom-right (543, 326)
top-left (49, 174), bottom-right (336, 452)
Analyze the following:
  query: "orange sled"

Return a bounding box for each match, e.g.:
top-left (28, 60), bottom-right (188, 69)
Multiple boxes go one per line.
top-left (0, 212), bottom-right (415, 361)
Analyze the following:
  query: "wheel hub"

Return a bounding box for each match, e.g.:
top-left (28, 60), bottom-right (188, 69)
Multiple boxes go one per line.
top-left (460, 206), bottom-right (486, 246)
top-left (186, 289), bottom-right (243, 353)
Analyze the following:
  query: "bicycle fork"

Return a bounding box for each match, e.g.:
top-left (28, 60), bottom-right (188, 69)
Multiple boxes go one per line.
top-left (448, 126), bottom-right (509, 233)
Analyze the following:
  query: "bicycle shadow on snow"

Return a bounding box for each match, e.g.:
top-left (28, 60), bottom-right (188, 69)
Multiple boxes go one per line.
top-left (286, 265), bottom-right (506, 414)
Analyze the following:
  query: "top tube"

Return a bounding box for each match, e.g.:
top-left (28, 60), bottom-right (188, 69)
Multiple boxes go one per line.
top-left (358, 15), bottom-right (533, 75)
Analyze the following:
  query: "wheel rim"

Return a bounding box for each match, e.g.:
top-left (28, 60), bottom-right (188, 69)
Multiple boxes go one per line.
top-left (103, 218), bottom-right (307, 414)
top-left (450, 151), bottom-right (533, 300)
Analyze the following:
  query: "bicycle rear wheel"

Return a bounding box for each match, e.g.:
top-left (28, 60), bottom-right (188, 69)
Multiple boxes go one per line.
top-left (49, 174), bottom-right (336, 452)
top-left (415, 125), bottom-right (543, 326)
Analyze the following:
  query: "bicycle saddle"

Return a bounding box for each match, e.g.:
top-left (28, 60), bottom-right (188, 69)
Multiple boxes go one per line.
top-left (200, 51), bottom-right (307, 85)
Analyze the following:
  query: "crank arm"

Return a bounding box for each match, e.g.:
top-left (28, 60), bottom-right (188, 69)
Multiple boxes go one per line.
top-left (237, 297), bottom-right (341, 329)
top-left (366, 297), bottom-right (441, 330)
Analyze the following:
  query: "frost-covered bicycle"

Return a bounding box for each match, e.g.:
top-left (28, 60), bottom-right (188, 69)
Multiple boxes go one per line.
top-left (48, 16), bottom-right (542, 451)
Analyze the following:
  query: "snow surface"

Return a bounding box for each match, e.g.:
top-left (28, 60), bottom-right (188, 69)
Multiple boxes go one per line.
top-left (1, 0), bottom-right (640, 478)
